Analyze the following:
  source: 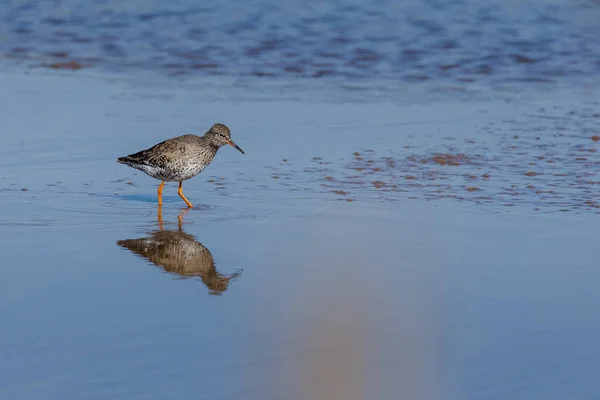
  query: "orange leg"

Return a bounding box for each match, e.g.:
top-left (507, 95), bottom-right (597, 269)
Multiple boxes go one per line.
top-left (178, 212), bottom-right (184, 231)
top-left (157, 205), bottom-right (164, 231)
top-left (178, 208), bottom-right (190, 230)
top-left (178, 182), bottom-right (193, 208)
top-left (157, 181), bottom-right (165, 205)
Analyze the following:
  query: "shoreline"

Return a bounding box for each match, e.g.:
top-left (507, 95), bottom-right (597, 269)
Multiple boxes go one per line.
top-left (2, 61), bottom-right (598, 105)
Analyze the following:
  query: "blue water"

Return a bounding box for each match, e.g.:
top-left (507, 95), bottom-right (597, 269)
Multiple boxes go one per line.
top-left (2, 0), bottom-right (600, 91)
top-left (1, 2), bottom-right (600, 399)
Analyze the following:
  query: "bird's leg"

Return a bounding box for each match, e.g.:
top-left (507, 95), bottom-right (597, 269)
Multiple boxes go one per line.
top-left (178, 213), bottom-right (183, 231)
top-left (178, 182), bottom-right (193, 208)
top-left (177, 208), bottom-right (190, 231)
top-left (157, 181), bottom-right (165, 205)
top-left (157, 205), bottom-right (164, 231)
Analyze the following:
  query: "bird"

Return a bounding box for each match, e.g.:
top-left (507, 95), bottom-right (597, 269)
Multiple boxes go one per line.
top-left (117, 123), bottom-right (244, 208)
top-left (117, 209), bottom-right (242, 294)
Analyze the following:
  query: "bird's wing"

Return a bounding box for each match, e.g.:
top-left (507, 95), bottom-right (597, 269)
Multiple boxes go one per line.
top-left (124, 135), bottom-right (191, 168)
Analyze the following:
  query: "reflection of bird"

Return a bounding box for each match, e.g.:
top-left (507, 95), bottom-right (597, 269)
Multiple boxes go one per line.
top-left (117, 209), bottom-right (241, 294)
top-left (117, 123), bottom-right (245, 208)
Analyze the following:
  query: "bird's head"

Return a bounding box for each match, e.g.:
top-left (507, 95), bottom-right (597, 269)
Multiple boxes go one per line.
top-left (205, 123), bottom-right (245, 154)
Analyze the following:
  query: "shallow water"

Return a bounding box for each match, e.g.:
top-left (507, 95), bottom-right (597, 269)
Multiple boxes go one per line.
top-left (4, 201), bottom-right (599, 400)
top-left (1, 68), bottom-right (599, 399)
top-left (2, 0), bottom-right (600, 94)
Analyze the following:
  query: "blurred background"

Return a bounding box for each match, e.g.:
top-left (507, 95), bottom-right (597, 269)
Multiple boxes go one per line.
top-left (2, 0), bottom-right (600, 96)
top-left (1, 1), bottom-right (600, 400)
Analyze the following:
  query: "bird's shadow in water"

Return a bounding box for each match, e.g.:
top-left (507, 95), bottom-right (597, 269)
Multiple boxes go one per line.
top-left (117, 206), bottom-right (242, 295)
top-left (116, 193), bottom-right (214, 210)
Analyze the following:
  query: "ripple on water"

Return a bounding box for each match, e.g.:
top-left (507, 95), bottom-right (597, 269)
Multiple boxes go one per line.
top-left (2, 0), bottom-right (600, 91)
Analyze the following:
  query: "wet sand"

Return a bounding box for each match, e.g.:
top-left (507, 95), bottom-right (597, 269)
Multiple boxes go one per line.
top-left (1, 70), bottom-right (600, 399)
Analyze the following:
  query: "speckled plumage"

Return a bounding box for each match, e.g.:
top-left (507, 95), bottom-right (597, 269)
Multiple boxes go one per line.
top-left (117, 123), bottom-right (244, 207)
top-left (118, 134), bottom-right (218, 182)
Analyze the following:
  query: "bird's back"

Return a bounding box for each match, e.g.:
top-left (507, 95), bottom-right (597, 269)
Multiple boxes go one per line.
top-left (118, 134), bottom-right (217, 181)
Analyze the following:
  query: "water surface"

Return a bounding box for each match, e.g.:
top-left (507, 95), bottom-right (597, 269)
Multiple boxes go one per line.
top-left (0, 69), bottom-right (599, 399)
top-left (2, 0), bottom-right (600, 95)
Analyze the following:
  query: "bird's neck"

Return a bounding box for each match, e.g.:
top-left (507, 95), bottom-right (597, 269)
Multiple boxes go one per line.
top-left (202, 133), bottom-right (222, 150)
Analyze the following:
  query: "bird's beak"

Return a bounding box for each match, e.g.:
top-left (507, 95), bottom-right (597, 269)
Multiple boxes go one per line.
top-left (227, 139), bottom-right (245, 155)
